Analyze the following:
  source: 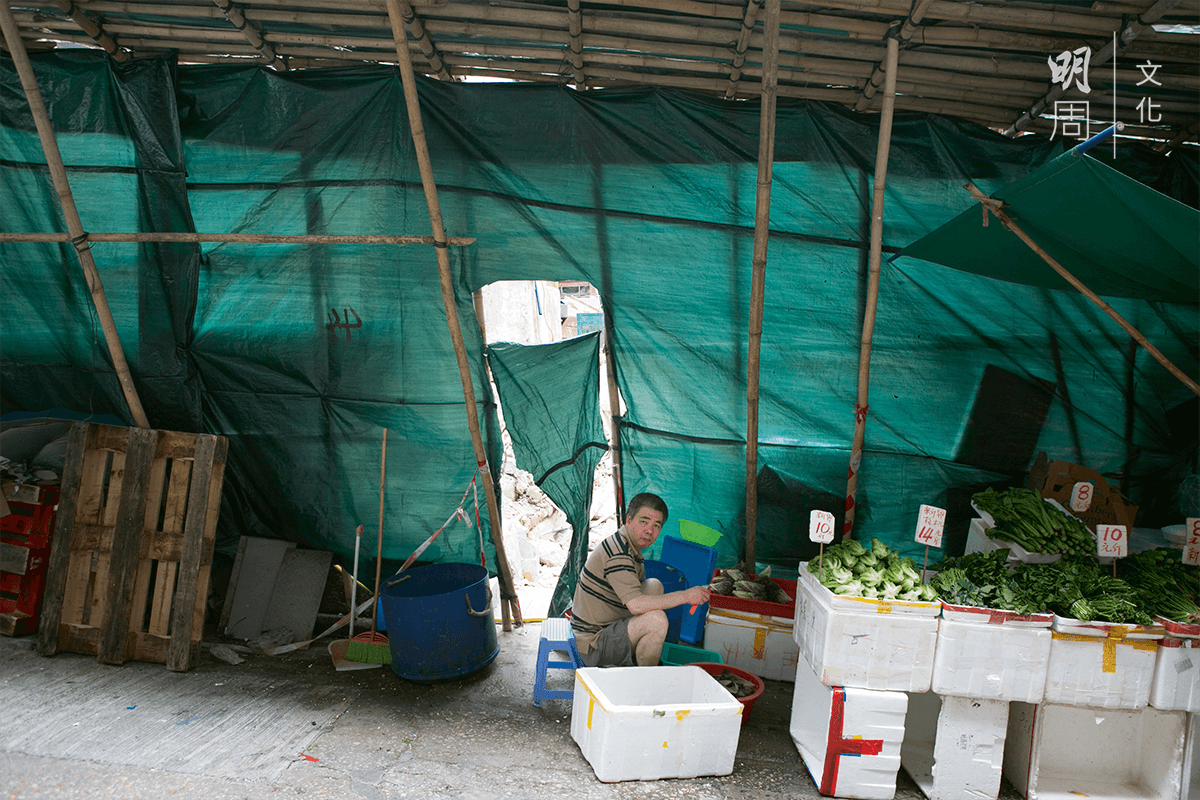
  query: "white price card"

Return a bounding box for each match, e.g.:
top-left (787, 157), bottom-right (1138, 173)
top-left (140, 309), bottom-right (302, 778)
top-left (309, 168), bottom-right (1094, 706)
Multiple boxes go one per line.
top-left (1185, 518), bottom-right (1200, 567)
top-left (914, 504), bottom-right (946, 549)
top-left (1070, 481), bottom-right (1094, 512)
top-left (1098, 524), bottom-right (1127, 558)
top-left (809, 510), bottom-right (835, 543)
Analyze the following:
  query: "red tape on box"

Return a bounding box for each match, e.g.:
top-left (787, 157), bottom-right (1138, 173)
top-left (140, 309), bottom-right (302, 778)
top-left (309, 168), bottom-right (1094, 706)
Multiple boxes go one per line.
top-left (819, 688), bottom-right (884, 796)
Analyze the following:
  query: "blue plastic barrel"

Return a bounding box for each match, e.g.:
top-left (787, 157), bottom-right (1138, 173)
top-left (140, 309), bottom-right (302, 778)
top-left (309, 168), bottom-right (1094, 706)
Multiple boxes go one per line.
top-left (380, 563), bottom-right (498, 682)
top-left (644, 560), bottom-right (688, 644)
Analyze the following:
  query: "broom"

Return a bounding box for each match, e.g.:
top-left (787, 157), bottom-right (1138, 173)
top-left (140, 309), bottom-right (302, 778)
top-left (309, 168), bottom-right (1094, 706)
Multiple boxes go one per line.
top-left (347, 428), bottom-right (392, 665)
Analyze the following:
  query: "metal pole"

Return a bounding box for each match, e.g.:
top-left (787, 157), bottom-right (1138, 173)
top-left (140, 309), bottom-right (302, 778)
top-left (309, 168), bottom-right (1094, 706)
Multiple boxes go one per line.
top-left (0, 3), bottom-right (151, 429)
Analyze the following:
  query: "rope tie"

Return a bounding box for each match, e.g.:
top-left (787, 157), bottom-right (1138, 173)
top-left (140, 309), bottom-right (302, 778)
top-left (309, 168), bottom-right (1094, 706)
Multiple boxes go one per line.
top-left (70, 232), bottom-right (90, 253)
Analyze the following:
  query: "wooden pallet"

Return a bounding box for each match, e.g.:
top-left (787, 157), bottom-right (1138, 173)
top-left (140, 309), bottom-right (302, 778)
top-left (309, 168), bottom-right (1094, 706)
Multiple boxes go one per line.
top-left (36, 423), bottom-right (227, 671)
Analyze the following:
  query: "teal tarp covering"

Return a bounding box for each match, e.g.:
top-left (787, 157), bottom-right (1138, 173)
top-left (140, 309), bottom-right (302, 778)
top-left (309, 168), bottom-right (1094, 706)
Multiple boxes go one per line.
top-left (3, 53), bottom-right (1196, 573)
top-left (487, 333), bottom-right (607, 615)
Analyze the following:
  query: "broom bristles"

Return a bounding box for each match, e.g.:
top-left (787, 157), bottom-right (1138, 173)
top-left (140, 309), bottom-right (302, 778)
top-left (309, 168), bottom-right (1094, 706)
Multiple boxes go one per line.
top-left (346, 632), bottom-right (391, 665)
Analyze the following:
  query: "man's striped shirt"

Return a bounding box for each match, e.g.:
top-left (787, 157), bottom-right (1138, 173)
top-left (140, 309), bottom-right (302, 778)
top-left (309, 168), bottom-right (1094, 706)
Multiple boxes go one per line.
top-left (570, 527), bottom-right (645, 656)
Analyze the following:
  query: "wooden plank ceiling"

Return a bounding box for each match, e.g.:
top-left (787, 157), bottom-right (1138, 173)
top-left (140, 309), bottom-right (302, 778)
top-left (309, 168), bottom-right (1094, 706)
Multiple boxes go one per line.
top-left (7, 0), bottom-right (1200, 148)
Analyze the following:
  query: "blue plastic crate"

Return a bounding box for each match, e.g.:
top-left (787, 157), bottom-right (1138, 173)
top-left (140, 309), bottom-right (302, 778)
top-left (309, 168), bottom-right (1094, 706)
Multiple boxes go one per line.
top-left (659, 535), bottom-right (717, 645)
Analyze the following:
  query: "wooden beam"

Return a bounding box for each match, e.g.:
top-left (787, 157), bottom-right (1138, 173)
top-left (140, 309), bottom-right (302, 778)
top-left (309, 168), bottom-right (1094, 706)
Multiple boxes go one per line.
top-left (724, 0), bottom-right (764, 100)
top-left (845, 34), bottom-right (900, 540)
top-left (0, 3), bottom-right (151, 429)
top-left (211, 0), bottom-right (286, 69)
top-left (383, 0), bottom-right (521, 630)
top-left (744, 0), bottom-right (780, 569)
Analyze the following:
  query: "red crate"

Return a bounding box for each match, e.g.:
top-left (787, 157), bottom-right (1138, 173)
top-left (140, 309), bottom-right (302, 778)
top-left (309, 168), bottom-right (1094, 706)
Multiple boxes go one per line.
top-left (0, 570), bottom-right (46, 636)
top-left (1, 486), bottom-right (60, 550)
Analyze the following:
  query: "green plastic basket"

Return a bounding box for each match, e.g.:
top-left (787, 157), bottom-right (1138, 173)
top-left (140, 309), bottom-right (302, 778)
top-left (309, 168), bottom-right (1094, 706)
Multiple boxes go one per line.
top-left (659, 641), bottom-right (723, 667)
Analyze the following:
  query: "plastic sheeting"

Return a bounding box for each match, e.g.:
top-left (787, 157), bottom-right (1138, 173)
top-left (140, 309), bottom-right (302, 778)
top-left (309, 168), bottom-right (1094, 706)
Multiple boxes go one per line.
top-left (2, 52), bottom-right (1197, 572)
top-left (487, 333), bottom-right (607, 615)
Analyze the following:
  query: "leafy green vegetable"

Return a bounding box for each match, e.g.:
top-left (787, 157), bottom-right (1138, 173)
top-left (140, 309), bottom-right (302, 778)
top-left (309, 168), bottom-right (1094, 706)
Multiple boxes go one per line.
top-left (972, 487), bottom-right (1094, 557)
top-left (1011, 557), bottom-right (1152, 625)
top-left (930, 549), bottom-right (1044, 614)
top-left (807, 537), bottom-right (936, 602)
top-left (1116, 547), bottom-right (1200, 624)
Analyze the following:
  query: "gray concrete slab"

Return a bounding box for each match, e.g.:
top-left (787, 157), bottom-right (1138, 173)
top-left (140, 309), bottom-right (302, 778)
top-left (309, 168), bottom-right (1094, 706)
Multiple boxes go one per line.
top-left (0, 624), bottom-right (1026, 799)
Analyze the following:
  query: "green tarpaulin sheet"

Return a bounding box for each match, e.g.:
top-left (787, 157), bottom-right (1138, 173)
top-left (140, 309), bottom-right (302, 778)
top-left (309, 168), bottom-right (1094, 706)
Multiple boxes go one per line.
top-left (487, 333), bottom-right (607, 615)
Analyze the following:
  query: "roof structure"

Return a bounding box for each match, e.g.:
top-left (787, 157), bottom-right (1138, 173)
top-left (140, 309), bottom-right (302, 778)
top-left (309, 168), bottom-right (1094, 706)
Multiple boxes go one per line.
top-left (7, 0), bottom-right (1199, 149)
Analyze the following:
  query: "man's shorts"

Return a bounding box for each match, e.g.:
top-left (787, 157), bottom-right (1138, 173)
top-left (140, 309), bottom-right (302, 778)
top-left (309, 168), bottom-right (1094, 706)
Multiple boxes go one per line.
top-left (580, 617), bottom-right (634, 667)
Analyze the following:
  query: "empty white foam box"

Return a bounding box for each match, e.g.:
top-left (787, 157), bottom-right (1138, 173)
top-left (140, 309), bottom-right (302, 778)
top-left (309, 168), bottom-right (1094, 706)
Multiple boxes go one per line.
top-left (932, 604), bottom-right (1053, 703)
top-left (1004, 701), bottom-right (1187, 800)
top-left (901, 691), bottom-right (1008, 800)
top-left (1184, 713), bottom-right (1199, 800)
top-left (790, 655), bottom-right (908, 800)
top-left (1043, 615), bottom-right (1165, 709)
top-left (570, 666), bottom-right (743, 782)
top-left (1151, 638), bottom-right (1200, 713)
top-left (794, 563), bottom-right (940, 692)
top-left (703, 606), bottom-right (799, 682)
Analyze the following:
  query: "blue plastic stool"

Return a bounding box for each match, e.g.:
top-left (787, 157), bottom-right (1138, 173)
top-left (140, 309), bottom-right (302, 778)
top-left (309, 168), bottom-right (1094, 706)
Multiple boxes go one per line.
top-left (533, 617), bottom-right (584, 707)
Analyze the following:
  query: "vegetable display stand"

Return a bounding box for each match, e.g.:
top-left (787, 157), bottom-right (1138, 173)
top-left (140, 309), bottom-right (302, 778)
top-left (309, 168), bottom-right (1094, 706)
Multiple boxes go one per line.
top-left (1043, 616), bottom-right (1164, 709)
top-left (1004, 701), bottom-right (1187, 800)
top-left (794, 562), bottom-right (940, 692)
top-left (900, 691), bottom-right (1008, 800)
top-left (932, 603), bottom-right (1053, 703)
top-left (35, 423), bottom-right (227, 671)
top-left (1149, 638), bottom-right (1200, 713)
top-left (790, 653), bottom-right (909, 800)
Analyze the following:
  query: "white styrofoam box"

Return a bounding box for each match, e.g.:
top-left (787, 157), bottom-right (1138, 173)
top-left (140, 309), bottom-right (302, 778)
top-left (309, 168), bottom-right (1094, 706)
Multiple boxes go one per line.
top-left (1043, 615), bottom-right (1164, 709)
top-left (932, 616), bottom-right (1052, 703)
top-left (901, 692), bottom-right (1008, 800)
top-left (790, 656), bottom-right (909, 800)
top-left (794, 565), bottom-right (940, 692)
top-left (703, 606), bottom-right (799, 682)
top-left (569, 666), bottom-right (743, 782)
top-left (1151, 638), bottom-right (1200, 713)
top-left (1184, 713), bottom-right (1199, 800)
top-left (1004, 702), bottom-right (1186, 800)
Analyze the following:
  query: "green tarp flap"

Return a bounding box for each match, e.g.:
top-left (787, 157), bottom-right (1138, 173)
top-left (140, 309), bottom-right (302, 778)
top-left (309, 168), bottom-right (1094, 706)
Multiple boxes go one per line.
top-left (899, 151), bottom-right (1199, 303)
top-left (487, 333), bottom-right (607, 616)
top-left (3, 52), bottom-right (1197, 578)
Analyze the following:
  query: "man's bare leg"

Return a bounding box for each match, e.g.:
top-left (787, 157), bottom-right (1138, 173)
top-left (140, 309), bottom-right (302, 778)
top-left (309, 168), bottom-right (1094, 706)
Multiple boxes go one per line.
top-left (628, 579), bottom-right (666, 666)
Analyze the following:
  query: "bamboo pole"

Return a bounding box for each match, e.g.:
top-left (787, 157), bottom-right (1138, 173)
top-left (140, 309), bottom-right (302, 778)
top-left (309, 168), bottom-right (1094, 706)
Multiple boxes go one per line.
top-left (383, 0), bottom-right (521, 629)
top-left (843, 34), bottom-right (899, 541)
top-left (0, 231), bottom-right (476, 245)
top-left (724, 0), bottom-right (764, 100)
top-left (211, 0), bottom-right (286, 69)
top-left (965, 183), bottom-right (1200, 397)
top-left (0, 3), bottom-right (151, 430)
top-left (48, 0), bottom-right (128, 60)
top-left (396, 0), bottom-right (452, 81)
top-left (743, 0), bottom-right (780, 570)
top-left (603, 316), bottom-right (624, 524)
top-left (854, 2), bottom-right (928, 112)
top-left (566, 0), bottom-right (585, 88)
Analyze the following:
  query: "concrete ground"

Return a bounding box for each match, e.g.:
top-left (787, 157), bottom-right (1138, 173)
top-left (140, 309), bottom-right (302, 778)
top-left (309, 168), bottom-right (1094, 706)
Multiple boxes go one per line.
top-left (0, 623), bottom-right (1025, 800)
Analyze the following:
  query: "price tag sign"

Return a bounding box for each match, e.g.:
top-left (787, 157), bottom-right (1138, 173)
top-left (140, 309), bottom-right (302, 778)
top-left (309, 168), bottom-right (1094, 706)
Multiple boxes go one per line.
top-left (914, 504), bottom-right (946, 549)
top-left (1185, 518), bottom-right (1200, 566)
top-left (1070, 481), bottom-right (1094, 512)
top-left (809, 510), bottom-right (835, 543)
top-left (1098, 524), bottom-right (1128, 558)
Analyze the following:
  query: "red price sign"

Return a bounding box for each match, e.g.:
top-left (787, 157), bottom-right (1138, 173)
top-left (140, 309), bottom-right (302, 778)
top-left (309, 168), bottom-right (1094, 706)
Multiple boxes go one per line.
top-left (1070, 481), bottom-right (1094, 513)
top-left (1098, 524), bottom-right (1128, 558)
top-left (809, 510), bottom-right (835, 543)
top-left (914, 504), bottom-right (946, 549)
top-left (1184, 517), bottom-right (1200, 566)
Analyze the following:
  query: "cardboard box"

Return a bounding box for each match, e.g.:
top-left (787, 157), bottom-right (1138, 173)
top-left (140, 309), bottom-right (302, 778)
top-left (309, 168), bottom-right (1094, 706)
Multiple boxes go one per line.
top-left (570, 666), bottom-right (742, 782)
top-left (794, 563), bottom-right (940, 692)
top-left (703, 606), bottom-right (799, 682)
top-left (1028, 454), bottom-right (1138, 532)
top-left (932, 612), bottom-right (1052, 703)
top-left (790, 655), bottom-right (909, 800)
top-left (1150, 638), bottom-right (1200, 713)
top-left (1043, 615), bottom-right (1164, 709)
top-left (1005, 702), bottom-right (1187, 800)
top-left (901, 692), bottom-right (1008, 800)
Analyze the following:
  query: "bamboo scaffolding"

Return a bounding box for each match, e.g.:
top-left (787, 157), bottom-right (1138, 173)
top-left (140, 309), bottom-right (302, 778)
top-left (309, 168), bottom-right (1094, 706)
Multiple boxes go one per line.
top-left (566, 0), bottom-right (585, 88)
top-left (965, 182), bottom-right (1200, 398)
top-left (48, 0), bottom-right (127, 59)
top-left (854, 1), bottom-right (927, 112)
top-left (396, 0), bottom-right (452, 81)
top-left (0, 232), bottom-right (476, 245)
top-left (0, 2), bottom-right (151, 430)
top-left (724, 0), bottom-right (764, 100)
top-left (211, 0), bottom-right (286, 69)
top-left (743, 0), bottom-right (780, 570)
top-left (844, 34), bottom-right (900, 540)
top-left (383, 0), bottom-right (521, 630)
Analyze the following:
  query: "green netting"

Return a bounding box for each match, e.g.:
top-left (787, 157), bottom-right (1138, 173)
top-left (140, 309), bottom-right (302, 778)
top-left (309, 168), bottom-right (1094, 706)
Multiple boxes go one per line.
top-left (2, 52), bottom-right (1196, 576)
top-left (487, 333), bottom-right (607, 615)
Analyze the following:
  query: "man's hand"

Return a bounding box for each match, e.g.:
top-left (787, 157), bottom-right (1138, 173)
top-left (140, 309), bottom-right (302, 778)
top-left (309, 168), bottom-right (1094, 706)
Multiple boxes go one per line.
top-left (626, 584), bottom-right (711, 616)
top-left (682, 586), bottom-right (711, 607)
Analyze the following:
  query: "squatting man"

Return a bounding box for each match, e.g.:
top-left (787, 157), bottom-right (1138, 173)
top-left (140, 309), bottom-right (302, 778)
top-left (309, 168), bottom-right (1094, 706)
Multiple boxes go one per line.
top-left (570, 493), bottom-right (711, 667)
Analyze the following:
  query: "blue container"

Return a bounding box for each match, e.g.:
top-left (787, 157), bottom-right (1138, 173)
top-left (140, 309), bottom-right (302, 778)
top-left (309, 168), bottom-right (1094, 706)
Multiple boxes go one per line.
top-left (380, 563), bottom-right (498, 682)
top-left (660, 536), bottom-right (717, 645)
top-left (644, 560), bottom-right (688, 643)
